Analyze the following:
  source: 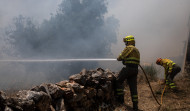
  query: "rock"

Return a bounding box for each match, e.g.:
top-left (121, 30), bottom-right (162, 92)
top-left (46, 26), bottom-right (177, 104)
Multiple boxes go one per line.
top-left (56, 80), bottom-right (69, 87)
top-left (67, 82), bottom-right (84, 93)
top-left (73, 93), bottom-right (87, 102)
top-left (84, 88), bottom-right (96, 98)
top-left (96, 68), bottom-right (105, 73)
top-left (4, 106), bottom-right (13, 111)
top-left (80, 69), bottom-right (87, 75)
top-left (60, 87), bottom-right (74, 99)
top-left (31, 83), bottom-right (64, 99)
top-left (45, 83), bottom-right (64, 99)
top-left (69, 74), bottom-right (87, 86)
top-left (92, 72), bottom-right (101, 79)
top-left (82, 99), bottom-right (94, 110)
top-left (54, 98), bottom-right (65, 111)
top-left (49, 105), bottom-right (55, 111)
top-left (6, 98), bottom-right (23, 111)
top-left (97, 89), bottom-right (104, 98)
top-left (0, 68), bottom-right (118, 111)
top-left (99, 77), bottom-right (106, 85)
top-left (0, 91), bottom-right (7, 110)
top-left (15, 90), bottom-right (51, 111)
top-left (88, 79), bottom-right (99, 88)
top-left (6, 93), bottom-right (34, 111)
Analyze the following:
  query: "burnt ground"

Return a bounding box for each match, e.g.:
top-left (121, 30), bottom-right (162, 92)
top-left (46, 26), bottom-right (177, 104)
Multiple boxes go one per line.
top-left (114, 73), bottom-right (190, 111)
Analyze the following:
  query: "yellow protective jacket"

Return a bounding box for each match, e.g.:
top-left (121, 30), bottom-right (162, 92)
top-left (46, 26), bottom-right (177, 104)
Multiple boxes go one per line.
top-left (117, 45), bottom-right (140, 65)
top-left (160, 58), bottom-right (176, 77)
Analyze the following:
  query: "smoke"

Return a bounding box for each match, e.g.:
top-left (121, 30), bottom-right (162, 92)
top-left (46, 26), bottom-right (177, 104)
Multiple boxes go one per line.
top-left (0, 0), bottom-right (119, 89)
top-left (0, 0), bottom-right (190, 89)
top-left (108, 0), bottom-right (190, 69)
top-left (0, 0), bottom-right (61, 28)
top-left (106, 0), bottom-right (190, 78)
top-left (6, 0), bottom-right (118, 58)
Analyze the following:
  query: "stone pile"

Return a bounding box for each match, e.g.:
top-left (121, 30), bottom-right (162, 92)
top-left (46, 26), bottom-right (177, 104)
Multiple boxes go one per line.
top-left (0, 68), bottom-right (118, 111)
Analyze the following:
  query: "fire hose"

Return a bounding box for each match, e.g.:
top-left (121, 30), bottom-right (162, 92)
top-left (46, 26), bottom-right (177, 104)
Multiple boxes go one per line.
top-left (139, 64), bottom-right (166, 109)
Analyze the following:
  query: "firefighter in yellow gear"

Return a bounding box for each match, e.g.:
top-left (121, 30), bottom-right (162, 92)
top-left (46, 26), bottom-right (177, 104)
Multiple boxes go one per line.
top-left (116, 35), bottom-right (140, 110)
top-left (156, 58), bottom-right (181, 90)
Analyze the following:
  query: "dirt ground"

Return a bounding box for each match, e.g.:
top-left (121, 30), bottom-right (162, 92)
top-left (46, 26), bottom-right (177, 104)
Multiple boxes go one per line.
top-left (114, 73), bottom-right (190, 111)
top-left (3, 73), bottom-right (190, 111)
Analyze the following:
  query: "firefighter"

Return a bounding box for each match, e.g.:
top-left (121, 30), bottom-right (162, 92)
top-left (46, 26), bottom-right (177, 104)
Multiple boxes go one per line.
top-left (116, 35), bottom-right (140, 111)
top-left (156, 58), bottom-right (181, 91)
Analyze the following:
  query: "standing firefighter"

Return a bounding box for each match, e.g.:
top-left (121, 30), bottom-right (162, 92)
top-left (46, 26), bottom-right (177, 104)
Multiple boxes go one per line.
top-left (116, 35), bottom-right (140, 110)
top-left (156, 58), bottom-right (181, 91)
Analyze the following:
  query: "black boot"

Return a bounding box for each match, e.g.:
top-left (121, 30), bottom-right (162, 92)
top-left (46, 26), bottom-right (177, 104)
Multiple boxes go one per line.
top-left (116, 95), bottom-right (124, 104)
top-left (133, 102), bottom-right (138, 111)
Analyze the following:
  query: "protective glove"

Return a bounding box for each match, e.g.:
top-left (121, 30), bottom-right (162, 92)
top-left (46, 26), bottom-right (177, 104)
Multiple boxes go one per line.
top-left (117, 58), bottom-right (122, 61)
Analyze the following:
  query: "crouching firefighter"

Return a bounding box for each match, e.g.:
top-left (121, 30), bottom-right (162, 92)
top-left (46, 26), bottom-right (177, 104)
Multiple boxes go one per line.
top-left (116, 35), bottom-right (140, 110)
top-left (156, 58), bottom-right (181, 91)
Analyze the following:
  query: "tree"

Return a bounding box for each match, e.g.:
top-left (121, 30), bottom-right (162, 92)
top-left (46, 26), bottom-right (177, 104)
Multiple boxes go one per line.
top-left (6, 0), bottom-right (119, 81)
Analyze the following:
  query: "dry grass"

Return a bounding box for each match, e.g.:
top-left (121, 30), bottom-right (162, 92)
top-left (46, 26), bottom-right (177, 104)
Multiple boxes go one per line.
top-left (114, 73), bottom-right (190, 111)
top-left (2, 72), bottom-right (190, 111)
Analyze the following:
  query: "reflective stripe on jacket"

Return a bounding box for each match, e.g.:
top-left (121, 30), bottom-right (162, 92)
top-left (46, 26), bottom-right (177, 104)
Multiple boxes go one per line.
top-left (160, 59), bottom-right (176, 76)
top-left (117, 45), bottom-right (140, 65)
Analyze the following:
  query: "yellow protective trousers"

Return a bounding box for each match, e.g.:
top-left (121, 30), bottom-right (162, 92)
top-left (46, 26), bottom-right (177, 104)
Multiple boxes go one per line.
top-left (166, 64), bottom-right (181, 89)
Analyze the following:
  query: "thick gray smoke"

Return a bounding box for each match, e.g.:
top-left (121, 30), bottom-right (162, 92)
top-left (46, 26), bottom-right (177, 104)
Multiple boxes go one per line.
top-left (7, 0), bottom-right (118, 58)
top-left (0, 0), bottom-right (119, 89)
top-left (108, 0), bottom-right (190, 74)
top-left (0, 0), bottom-right (190, 89)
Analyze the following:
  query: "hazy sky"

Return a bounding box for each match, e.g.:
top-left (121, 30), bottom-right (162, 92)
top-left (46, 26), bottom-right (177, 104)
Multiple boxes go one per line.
top-left (0, 0), bottom-right (61, 28)
top-left (0, 0), bottom-right (190, 64)
top-left (108, 0), bottom-right (190, 63)
top-left (0, 0), bottom-right (190, 89)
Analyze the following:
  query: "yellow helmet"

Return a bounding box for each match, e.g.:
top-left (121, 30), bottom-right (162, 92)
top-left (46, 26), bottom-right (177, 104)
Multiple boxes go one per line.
top-left (123, 35), bottom-right (135, 42)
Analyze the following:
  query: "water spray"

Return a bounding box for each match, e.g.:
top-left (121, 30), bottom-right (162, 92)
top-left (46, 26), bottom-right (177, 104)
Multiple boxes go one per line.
top-left (0, 58), bottom-right (117, 62)
top-left (0, 58), bottom-right (163, 110)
